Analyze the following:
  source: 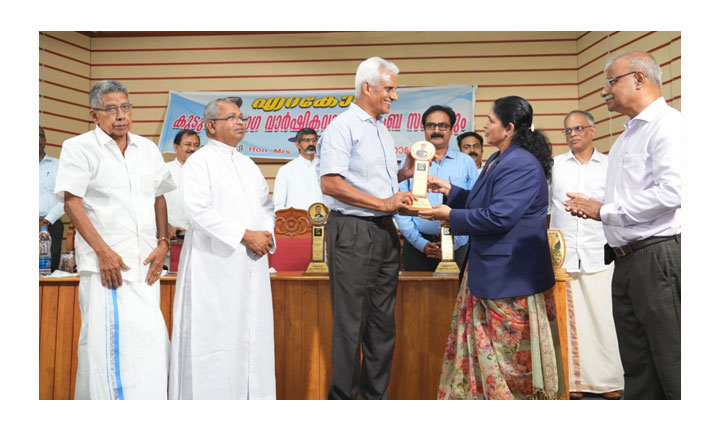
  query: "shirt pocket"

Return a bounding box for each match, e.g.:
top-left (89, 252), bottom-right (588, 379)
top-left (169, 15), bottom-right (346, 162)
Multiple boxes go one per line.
top-left (620, 153), bottom-right (648, 186)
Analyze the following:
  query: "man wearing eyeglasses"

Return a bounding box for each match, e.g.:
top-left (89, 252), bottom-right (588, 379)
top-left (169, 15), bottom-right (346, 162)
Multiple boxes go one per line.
top-left (396, 105), bottom-right (478, 271)
top-left (54, 80), bottom-right (175, 399)
top-left (457, 131), bottom-right (484, 172)
top-left (165, 129), bottom-right (200, 240)
top-left (273, 127), bottom-right (324, 210)
top-left (169, 97), bottom-right (276, 400)
top-left (548, 110), bottom-right (624, 400)
top-left (564, 52), bottom-right (681, 399)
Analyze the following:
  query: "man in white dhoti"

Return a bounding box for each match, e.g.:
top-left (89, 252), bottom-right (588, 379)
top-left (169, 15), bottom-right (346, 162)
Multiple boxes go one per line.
top-left (54, 80), bottom-right (175, 399)
top-left (548, 110), bottom-right (624, 399)
top-left (169, 97), bottom-right (277, 400)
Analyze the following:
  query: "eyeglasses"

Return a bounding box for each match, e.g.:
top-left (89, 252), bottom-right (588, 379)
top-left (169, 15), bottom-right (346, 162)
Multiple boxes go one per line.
top-left (299, 137), bottom-right (318, 143)
top-left (94, 104), bottom-right (133, 115)
top-left (210, 115), bottom-right (248, 123)
top-left (180, 142), bottom-right (201, 149)
top-left (562, 125), bottom-right (593, 136)
top-left (604, 71), bottom-right (638, 88)
top-left (424, 122), bottom-right (451, 131)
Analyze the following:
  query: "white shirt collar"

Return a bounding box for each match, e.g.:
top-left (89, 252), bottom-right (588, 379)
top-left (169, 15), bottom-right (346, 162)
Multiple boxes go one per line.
top-left (625, 97), bottom-right (667, 128)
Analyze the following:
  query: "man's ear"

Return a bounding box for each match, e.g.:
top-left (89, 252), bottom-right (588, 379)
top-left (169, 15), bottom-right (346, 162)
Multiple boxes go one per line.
top-left (90, 109), bottom-right (99, 124)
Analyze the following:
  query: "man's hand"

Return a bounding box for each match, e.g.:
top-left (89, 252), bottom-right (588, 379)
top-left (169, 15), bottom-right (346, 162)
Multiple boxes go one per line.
top-left (168, 224), bottom-right (179, 240)
top-left (39, 217), bottom-right (51, 231)
top-left (423, 241), bottom-right (442, 260)
top-left (96, 246), bottom-right (131, 289)
top-left (418, 204), bottom-right (452, 223)
top-left (427, 176), bottom-right (451, 196)
top-left (242, 230), bottom-right (274, 256)
top-left (563, 192), bottom-right (603, 221)
top-left (382, 191), bottom-right (417, 213)
top-left (143, 242), bottom-right (169, 285)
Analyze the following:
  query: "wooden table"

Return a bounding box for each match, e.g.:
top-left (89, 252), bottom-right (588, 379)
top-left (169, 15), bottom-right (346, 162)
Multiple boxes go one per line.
top-left (39, 271), bottom-right (568, 400)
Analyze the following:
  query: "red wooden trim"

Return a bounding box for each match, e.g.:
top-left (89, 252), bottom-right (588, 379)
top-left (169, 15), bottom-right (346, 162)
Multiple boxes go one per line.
top-left (90, 38), bottom-right (579, 53)
top-left (578, 31), bottom-right (655, 71)
top-left (39, 32), bottom-right (91, 52)
top-left (42, 126), bottom-right (89, 136)
top-left (40, 79), bottom-right (88, 94)
top-left (577, 32), bottom-right (619, 56)
top-left (39, 95), bottom-right (89, 109)
top-left (576, 32), bottom-right (591, 41)
top-left (40, 64), bottom-right (91, 80)
top-left (83, 31), bottom-right (339, 38)
top-left (41, 111), bottom-right (92, 124)
top-left (39, 48), bottom-right (91, 66)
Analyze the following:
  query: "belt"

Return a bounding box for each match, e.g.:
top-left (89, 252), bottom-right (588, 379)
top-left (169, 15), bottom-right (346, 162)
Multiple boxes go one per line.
top-left (332, 210), bottom-right (392, 224)
top-left (420, 232), bottom-right (441, 242)
top-left (612, 234), bottom-right (680, 257)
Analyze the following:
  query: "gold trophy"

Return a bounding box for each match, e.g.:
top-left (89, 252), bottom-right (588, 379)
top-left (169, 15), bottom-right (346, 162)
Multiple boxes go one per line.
top-left (304, 202), bottom-right (329, 274)
top-left (547, 229), bottom-right (568, 279)
top-left (434, 222), bottom-right (460, 274)
top-left (399, 140), bottom-right (435, 216)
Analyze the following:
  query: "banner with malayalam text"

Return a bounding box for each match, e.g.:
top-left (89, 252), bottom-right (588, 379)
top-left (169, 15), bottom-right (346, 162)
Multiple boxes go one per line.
top-left (158, 85), bottom-right (475, 159)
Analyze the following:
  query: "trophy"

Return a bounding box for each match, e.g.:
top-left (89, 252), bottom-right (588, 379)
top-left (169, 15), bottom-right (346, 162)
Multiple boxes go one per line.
top-left (304, 202), bottom-right (329, 274)
top-left (399, 140), bottom-right (436, 216)
top-left (433, 222), bottom-right (460, 274)
top-left (547, 229), bottom-right (568, 278)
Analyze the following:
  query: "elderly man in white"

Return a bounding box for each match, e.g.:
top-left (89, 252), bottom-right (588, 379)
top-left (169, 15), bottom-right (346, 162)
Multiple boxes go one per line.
top-left (169, 97), bottom-right (276, 400)
top-left (548, 110), bottom-right (624, 400)
top-left (55, 80), bottom-right (174, 399)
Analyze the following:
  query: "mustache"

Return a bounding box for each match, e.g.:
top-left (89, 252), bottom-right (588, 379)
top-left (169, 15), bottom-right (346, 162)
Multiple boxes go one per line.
top-left (430, 133), bottom-right (444, 139)
top-left (302, 145), bottom-right (316, 155)
top-left (468, 152), bottom-right (479, 157)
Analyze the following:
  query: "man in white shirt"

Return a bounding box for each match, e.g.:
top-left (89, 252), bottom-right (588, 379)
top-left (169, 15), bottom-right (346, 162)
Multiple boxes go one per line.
top-left (549, 110), bottom-right (623, 400)
top-left (564, 52), bottom-right (681, 399)
top-left (273, 127), bottom-right (323, 211)
top-left (165, 129), bottom-right (200, 239)
top-left (169, 97), bottom-right (276, 400)
top-left (39, 126), bottom-right (65, 271)
top-left (55, 80), bottom-right (175, 399)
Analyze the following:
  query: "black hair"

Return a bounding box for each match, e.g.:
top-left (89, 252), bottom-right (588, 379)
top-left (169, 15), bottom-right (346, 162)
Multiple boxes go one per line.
top-left (173, 129), bottom-right (199, 145)
top-left (492, 96), bottom-right (553, 180)
top-left (295, 128), bottom-right (318, 142)
top-left (456, 131), bottom-right (483, 150)
top-left (421, 105), bottom-right (457, 127)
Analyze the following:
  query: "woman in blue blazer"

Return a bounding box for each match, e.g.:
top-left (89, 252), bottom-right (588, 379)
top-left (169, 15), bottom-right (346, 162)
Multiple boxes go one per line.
top-left (420, 96), bottom-right (560, 400)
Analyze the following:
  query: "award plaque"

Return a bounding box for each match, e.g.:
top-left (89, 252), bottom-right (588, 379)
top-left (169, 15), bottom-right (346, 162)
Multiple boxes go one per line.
top-left (434, 222), bottom-right (460, 274)
top-left (399, 140), bottom-right (436, 216)
top-left (547, 229), bottom-right (568, 278)
top-left (304, 202), bottom-right (330, 274)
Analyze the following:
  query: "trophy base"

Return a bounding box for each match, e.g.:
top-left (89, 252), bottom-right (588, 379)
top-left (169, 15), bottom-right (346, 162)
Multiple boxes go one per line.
top-left (398, 198), bottom-right (433, 216)
top-left (433, 260), bottom-right (460, 275)
top-left (304, 261), bottom-right (329, 275)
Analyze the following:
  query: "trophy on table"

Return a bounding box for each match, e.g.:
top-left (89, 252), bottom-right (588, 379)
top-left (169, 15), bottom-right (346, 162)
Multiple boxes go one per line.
top-left (304, 202), bottom-right (329, 274)
top-left (433, 221), bottom-right (460, 274)
top-left (547, 229), bottom-right (568, 279)
top-left (399, 140), bottom-right (435, 216)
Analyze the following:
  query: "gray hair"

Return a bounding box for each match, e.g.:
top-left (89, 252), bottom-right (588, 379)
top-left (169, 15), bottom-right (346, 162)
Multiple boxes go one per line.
top-left (89, 80), bottom-right (129, 109)
top-left (203, 97), bottom-right (240, 136)
top-left (604, 51), bottom-right (663, 88)
top-left (354, 57), bottom-right (399, 97)
top-left (564, 110), bottom-right (595, 126)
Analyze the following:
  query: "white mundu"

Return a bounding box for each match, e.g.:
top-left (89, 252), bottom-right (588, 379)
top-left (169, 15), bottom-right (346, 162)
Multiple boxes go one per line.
top-left (549, 149), bottom-right (624, 394)
top-left (169, 138), bottom-right (276, 400)
top-left (54, 126), bottom-right (175, 400)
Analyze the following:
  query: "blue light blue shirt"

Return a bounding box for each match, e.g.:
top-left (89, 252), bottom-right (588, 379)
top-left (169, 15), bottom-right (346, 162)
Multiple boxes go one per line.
top-left (39, 154), bottom-right (64, 224)
top-left (316, 103), bottom-right (398, 217)
top-left (395, 148), bottom-right (478, 252)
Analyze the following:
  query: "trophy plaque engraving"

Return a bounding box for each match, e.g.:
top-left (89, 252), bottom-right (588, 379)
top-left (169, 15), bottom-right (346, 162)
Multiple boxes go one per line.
top-left (304, 202), bottom-right (330, 274)
top-left (399, 140), bottom-right (436, 216)
top-left (434, 222), bottom-right (460, 274)
top-left (547, 229), bottom-right (568, 278)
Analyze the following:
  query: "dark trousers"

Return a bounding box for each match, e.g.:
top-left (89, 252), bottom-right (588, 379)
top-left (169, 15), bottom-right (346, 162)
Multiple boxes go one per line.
top-left (47, 219), bottom-right (64, 272)
top-left (402, 240), bottom-right (468, 272)
top-left (326, 211), bottom-right (399, 400)
top-left (612, 236), bottom-right (681, 399)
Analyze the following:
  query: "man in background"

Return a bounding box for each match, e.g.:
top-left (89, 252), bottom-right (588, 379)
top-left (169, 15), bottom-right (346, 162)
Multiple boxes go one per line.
top-left (549, 110), bottom-right (623, 400)
top-left (273, 127), bottom-right (323, 211)
top-left (39, 126), bottom-right (65, 271)
top-left (456, 131), bottom-right (483, 172)
top-left (165, 129), bottom-right (200, 239)
top-left (396, 105), bottom-right (478, 271)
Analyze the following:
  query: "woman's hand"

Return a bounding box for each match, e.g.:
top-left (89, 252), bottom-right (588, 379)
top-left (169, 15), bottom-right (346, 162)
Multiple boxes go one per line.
top-left (418, 204), bottom-right (451, 222)
top-left (427, 176), bottom-right (451, 197)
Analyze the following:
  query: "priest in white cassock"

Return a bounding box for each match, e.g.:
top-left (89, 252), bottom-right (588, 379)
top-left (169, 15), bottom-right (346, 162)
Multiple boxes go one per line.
top-left (169, 97), bottom-right (277, 400)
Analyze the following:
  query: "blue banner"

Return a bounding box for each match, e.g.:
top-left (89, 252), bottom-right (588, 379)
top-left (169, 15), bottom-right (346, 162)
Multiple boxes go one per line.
top-left (158, 85), bottom-right (475, 160)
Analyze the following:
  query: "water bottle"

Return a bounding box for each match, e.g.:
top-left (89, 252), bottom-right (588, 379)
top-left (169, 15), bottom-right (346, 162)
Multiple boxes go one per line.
top-left (40, 226), bottom-right (52, 276)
